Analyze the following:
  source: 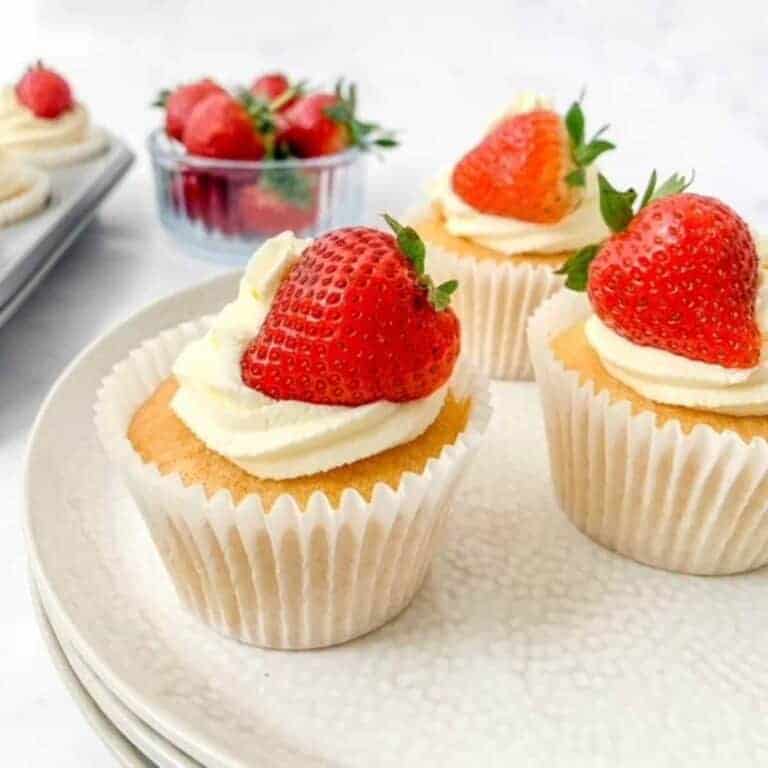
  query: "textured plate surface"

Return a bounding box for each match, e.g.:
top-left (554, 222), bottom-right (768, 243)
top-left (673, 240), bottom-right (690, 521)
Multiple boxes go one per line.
top-left (26, 273), bottom-right (768, 768)
top-left (0, 133), bottom-right (134, 321)
top-left (33, 581), bottom-right (199, 768)
top-left (30, 581), bottom-right (153, 768)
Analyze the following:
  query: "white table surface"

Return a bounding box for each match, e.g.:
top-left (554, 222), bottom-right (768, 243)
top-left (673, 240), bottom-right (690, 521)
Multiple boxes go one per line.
top-left (3, 1), bottom-right (767, 764)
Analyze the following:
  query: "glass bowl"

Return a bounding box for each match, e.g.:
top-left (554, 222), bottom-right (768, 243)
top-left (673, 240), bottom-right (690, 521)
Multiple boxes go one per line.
top-left (147, 129), bottom-right (367, 264)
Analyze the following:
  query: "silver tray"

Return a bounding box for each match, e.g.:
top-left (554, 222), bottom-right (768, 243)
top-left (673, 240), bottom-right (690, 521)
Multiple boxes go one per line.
top-left (0, 133), bottom-right (134, 327)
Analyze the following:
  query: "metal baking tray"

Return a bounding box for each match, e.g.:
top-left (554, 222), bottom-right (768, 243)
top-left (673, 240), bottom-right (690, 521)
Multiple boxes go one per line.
top-left (0, 134), bottom-right (134, 327)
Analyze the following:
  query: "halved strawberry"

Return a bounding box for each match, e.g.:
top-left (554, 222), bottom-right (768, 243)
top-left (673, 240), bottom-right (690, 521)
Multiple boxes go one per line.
top-left (452, 98), bottom-right (614, 224)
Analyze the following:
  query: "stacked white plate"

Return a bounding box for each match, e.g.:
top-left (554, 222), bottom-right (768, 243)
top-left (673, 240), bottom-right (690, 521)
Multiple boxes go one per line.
top-left (25, 273), bottom-right (768, 767)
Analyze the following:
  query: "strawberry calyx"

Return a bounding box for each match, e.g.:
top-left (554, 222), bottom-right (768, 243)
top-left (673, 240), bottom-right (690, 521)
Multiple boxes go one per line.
top-left (324, 80), bottom-right (398, 152)
top-left (383, 214), bottom-right (457, 311)
top-left (260, 165), bottom-right (315, 208)
top-left (152, 89), bottom-right (171, 108)
top-left (556, 169), bottom-right (695, 290)
top-left (563, 97), bottom-right (616, 189)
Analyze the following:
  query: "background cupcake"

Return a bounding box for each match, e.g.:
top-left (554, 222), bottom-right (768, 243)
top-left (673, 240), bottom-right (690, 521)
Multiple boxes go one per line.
top-left (0, 62), bottom-right (107, 167)
top-left (0, 149), bottom-right (49, 226)
top-left (412, 92), bottom-right (614, 380)
top-left (95, 220), bottom-right (490, 649)
top-left (529, 168), bottom-right (768, 575)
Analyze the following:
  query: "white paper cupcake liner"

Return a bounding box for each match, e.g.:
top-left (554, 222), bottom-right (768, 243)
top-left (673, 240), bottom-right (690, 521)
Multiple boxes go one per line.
top-left (17, 127), bottom-right (108, 168)
top-left (528, 290), bottom-right (768, 576)
top-left (94, 318), bottom-right (491, 649)
top-left (417, 220), bottom-right (564, 381)
top-left (0, 165), bottom-right (49, 227)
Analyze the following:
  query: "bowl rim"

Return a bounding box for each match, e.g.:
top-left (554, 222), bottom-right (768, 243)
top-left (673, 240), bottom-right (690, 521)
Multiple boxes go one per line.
top-left (146, 127), bottom-right (363, 171)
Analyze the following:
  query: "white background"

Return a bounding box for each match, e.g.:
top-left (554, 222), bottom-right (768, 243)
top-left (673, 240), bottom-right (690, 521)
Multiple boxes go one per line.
top-left (2, 0), bottom-right (767, 764)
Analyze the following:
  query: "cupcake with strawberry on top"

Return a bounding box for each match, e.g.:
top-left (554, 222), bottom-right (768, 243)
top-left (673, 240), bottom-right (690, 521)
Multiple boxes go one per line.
top-left (529, 169), bottom-right (768, 575)
top-left (0, 62), bottom-right (107, 167)
top-left (151, 73), bottom-right (395, 251)
top-left (95, 217), bottom-right (490, 649)
top-left (412, 93), bottom-right (615, 380)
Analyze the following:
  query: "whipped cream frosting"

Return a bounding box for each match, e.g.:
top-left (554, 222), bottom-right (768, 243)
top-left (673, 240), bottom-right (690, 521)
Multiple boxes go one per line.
top-left (429, 93), bottom-right (610, 256)
top-left (0, 86), bottom-right (106, 167)
top-left (586, 240), bottom-right (768, 416)
top-left (171, 232), bottom-right (449, 480)
top-left (0, 151), bottom-right (49, 226)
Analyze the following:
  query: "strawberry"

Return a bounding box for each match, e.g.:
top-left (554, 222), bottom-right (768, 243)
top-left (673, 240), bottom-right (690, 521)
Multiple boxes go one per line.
top-left (171, 170), bottom-right (238, 233)
top-left (452, 98), bottom-right (614, 224)
top-left (280, 80), bottom-right (396, 158)
top-left (240, 216), bottom-right (459, 405)
top-left (157, 78), bottom-right (227, 141)
top-left (182, 92), bottom-right (266, 160)
top-left (16, 62), bottom-right (73, 119)
top-left (250, 73), bottom-right (292, 103)
top-left (557, 171), bottom-right (761, 369)
top-left (237, 171), bottom-right (319, 234)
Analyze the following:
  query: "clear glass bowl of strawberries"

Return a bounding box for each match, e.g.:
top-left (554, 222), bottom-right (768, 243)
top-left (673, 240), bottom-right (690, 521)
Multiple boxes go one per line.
top-left (148, 73), bottom-right (396, 262)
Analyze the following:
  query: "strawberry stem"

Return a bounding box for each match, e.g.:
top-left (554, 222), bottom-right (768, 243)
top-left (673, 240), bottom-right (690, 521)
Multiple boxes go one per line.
top-left (325, 79), bottom-right (398, 152)
top-left (556, 169), bottom-right (695, 292)
top-left (383, 214), bottom-right (457, 311)
top-left (564, 96), bottom-right (615, 189)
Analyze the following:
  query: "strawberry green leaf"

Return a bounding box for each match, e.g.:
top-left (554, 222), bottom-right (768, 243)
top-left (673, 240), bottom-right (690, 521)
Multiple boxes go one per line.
top-left (262, 167), bottom-right (314, 208)
top-left (598, 173), bottom-right (637, 233)
top-left (564, 96), bottom-right (615, 189)
top-left (324, 80), bottom-right (397, 153)
top-left (648, 171), bottom-right (695, 204)
top-left (565, 168), bottom-right (586, 188)
top-left (565, 100), bottom-right (585, 147)
top-left (576, 138), bottom-right (615, 166)
top-left (383, 214), bottom-right (458, 310)
top-left (555, 244), bottom-right (600, 291)
top-left (152, 89), bottom-right (170, 108)
top-left (638, 169), bottom-right (658, 209)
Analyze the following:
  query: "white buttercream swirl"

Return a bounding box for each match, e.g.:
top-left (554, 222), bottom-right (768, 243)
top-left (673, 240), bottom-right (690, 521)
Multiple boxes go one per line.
top-left (171, 232), bottom-right (449, 480)
top-left (0, 86), bottom-right (106, 167)
top-left (0, 152), bottom-right (49, 226)
top-left (586, 240), bottom-right (768, 416)
top-left (429, 92), bottom-right (610, 255)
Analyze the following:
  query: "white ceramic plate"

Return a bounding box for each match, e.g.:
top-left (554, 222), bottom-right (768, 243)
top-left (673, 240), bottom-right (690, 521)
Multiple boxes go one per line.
top-left (30, 581), bottom-right (152, 768)
top-left (33, 580), bottom-right (200, 768)
top-left (26, 273), bottom-right (768, 768)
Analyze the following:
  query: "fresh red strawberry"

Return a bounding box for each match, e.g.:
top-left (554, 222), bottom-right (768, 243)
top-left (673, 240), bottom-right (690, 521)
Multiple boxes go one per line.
top-left (558, 172), bottom-right (761, 369)
top-left (452, 99), bottom-right (614, 224)
top-left (250, 73), bottom-right (291, 103)
top-left (182, 93), bottom-right (266, 160)
top-left (241, 216), bottom-right (459, 405)
top-left (16, 62), bottom-right (73, 119)
top-left (280, 80), bottom-right (396, 158)
top-left (237, 179), bottom-right (318, 234)
top-left (171, 170), bottom-right (237, 233)
top-left (159, 78), bottom-right (226, 141)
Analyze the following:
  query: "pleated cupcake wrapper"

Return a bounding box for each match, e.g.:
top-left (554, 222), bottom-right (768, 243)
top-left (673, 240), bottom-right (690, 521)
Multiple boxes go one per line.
top-left (0, 165), bottom-right (50, 227)
top-left (94, 318), bottom-right (491, 649)
top-left (421, 231), bottom-right (564, 381)
top-left (528, 290), bottom-right (768, 576)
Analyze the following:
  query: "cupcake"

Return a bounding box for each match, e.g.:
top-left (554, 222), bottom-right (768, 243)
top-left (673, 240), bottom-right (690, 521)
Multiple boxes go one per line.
top-left (95, 219), bottom-right (490, 649)
top-left (529, 168), bottom-right (768, 575)
top-left (0, 62), bottom-right (107, 168)
top-left (412, 93), bottom-right (614, 380)
top-left (0, 150), bottom-right (49, 226)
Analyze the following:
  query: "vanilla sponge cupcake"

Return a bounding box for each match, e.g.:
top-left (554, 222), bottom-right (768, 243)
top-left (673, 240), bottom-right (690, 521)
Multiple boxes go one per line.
top-left (529, 169), bottom-right (768, 575)
top-left (96, 222), bottom-right (490, 649)
top-left (412, 93), bottom-right (613, 380)
top-left (0, 63), bottom-right (107, 168)
top-left (0, 151), bottom-right (49, 226)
